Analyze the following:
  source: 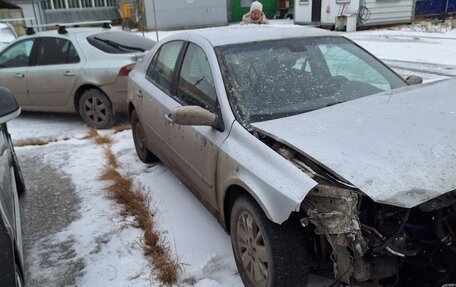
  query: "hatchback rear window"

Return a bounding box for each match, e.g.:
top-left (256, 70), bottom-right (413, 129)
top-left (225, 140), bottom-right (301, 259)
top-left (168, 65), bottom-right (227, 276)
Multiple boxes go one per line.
top-left (86, 31), bottom-right (155, 54)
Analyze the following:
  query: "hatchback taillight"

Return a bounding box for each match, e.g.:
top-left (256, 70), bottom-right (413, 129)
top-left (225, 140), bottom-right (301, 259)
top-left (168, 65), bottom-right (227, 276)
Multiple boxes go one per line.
top-left (119, 63), bottom-right (136, 76)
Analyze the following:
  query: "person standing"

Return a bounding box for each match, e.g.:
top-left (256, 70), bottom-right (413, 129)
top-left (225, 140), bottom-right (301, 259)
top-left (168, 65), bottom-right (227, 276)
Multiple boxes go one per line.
top-left (241, 1), bottom-right (269, 25)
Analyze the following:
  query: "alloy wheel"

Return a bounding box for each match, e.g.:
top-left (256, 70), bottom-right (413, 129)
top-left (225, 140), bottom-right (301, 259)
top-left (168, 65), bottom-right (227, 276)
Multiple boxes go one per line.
top-left (235, 210), bottom-right (269, 286)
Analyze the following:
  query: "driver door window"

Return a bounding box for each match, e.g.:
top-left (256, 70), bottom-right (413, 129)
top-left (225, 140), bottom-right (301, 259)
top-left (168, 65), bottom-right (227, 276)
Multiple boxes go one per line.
top-left (0, 39), bottom-right (34, 68)
top-left (176, 43), bottom-right (216, 112)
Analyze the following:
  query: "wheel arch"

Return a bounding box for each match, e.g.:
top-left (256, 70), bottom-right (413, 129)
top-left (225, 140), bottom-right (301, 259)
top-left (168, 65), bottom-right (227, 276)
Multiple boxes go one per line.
top-left (128, 102), bottom-right (136, 120)
top-left (74, 84), bottom-right (110, 112)
top-left (223, 184), bottom-right (272, 233)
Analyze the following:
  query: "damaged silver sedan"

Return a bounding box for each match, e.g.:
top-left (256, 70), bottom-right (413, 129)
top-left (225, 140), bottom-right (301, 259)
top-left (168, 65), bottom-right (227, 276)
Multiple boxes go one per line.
top-left (128, 25), bottom-right (456, 287)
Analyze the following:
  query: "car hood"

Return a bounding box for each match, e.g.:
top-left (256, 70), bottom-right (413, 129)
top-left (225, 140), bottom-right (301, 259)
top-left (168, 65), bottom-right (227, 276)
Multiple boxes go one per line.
top-left (251, 79), bottom-right (456, 208)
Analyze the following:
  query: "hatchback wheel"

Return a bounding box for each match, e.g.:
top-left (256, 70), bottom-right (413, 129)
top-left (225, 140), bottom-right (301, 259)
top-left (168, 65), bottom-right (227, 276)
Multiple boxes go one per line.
top-left (230, 196), bottom-right (310, 287)
top-left (131, 110), bottom-right (157, 163)
top-left (79, 89), bottom-right (114, 129)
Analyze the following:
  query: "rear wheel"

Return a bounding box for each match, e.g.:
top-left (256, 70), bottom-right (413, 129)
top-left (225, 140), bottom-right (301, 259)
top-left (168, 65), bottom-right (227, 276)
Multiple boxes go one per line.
top-left (230, 195), bottom-right (310, 287)
top-left (131, 110), bottom-right (157, 163)
top-left (79, 89), bottom-right (114, 129)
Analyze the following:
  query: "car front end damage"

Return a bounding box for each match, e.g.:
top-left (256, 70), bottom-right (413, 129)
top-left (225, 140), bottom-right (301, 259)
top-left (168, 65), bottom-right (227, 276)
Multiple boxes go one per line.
top-left (302, 184), bottom-right (456, 285)
top-left (245, 78), bottom-right (456, 286)
top-left (278, 142), bottom-right (456, 286)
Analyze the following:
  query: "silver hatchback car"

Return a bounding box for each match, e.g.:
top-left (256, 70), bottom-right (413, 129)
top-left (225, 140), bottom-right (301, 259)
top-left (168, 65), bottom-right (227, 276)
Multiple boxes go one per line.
top-left (129, 26), bottom-right (456, 287)
top-left (0, 26), bottom-right (155, 128)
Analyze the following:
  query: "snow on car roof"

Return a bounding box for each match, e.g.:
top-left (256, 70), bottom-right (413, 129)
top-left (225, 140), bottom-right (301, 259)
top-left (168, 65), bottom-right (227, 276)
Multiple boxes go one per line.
top-left (170, 24), bottom-right (333, 47)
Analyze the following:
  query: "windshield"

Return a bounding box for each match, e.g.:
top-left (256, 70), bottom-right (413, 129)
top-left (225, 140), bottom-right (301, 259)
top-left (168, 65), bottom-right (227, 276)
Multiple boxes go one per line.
top-left (217, 37), bottom-right (406, 123)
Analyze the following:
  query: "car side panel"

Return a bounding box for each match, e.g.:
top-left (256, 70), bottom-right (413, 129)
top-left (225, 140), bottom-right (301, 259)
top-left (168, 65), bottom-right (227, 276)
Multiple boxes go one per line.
top-left (0, 215), bottom-right (15, 287)
top-left (0, 124), bottom-right (16, 286)
top-left (217, 121), bottom-right (318, 225)
top-left (130, 66), bottom-right (180, 160)
top-left (0, 67), bottom-right (30, 106)
top-left (0, 126), bottom-right (14, 231)
top-left (28, 61), bottom-right (81, 107)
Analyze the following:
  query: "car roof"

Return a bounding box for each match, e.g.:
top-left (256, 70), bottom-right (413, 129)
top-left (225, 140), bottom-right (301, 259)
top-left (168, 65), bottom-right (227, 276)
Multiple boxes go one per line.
top-left (169, 25), bottom-right (333, 47)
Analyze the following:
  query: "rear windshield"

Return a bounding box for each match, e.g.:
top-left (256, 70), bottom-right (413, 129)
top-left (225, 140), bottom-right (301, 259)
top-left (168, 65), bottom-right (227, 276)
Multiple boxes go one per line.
top-left (87, 31), bottom-right (155, 54)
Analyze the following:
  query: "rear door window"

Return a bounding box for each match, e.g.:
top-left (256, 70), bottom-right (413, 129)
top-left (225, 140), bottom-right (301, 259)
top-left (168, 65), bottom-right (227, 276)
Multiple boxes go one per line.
top-left (146, 41), bottom-right (183, 93)
top-left (35, 37), bottom-right (80, 66)
top-left (176, 43), bottom-right (216, 112)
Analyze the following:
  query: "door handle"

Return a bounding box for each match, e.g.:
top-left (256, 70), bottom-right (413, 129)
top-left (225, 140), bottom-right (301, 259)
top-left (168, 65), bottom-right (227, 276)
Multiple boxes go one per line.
top-left (63, 71), bottom-right (76, 77)
top-left (15, 73), bottom-right (25, 78)
top-left (164, 113), bottom-right (174, 124)
top-left (136, 89), bottom-right (143, 98)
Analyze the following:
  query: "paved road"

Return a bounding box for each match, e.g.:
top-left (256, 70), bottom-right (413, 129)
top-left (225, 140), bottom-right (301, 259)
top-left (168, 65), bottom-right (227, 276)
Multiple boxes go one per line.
top-left (18, 144), bottom-right (84, 287)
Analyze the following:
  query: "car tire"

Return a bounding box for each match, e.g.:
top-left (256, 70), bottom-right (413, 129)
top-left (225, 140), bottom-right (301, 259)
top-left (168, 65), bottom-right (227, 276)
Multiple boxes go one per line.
top-left (79, 89), bottom-right (114, 129)
top-left (230, 195), bottom-right (310, 287)
top-left (131, 110), bottom-right (157, 163)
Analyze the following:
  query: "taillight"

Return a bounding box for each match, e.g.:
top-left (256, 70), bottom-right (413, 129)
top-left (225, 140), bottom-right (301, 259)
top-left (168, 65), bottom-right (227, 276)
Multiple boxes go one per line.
top-left (119, 63), bottom-right (136, 76)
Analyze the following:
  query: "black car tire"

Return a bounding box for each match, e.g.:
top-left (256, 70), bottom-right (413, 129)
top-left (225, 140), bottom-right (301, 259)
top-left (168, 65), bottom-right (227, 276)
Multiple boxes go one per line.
top-left (131, 110), bottom-right (157, 163)
top-left (79, 89), bottom-right (114, 129)
top-left (230, 195), bottom-right (310, 287)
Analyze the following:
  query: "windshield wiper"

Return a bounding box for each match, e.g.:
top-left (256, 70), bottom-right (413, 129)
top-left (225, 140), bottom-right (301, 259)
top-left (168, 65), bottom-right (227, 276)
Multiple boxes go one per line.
top-left (194, 76), bottom-right (205, 86)
top-left (93, 37), bottom-right (145, 52)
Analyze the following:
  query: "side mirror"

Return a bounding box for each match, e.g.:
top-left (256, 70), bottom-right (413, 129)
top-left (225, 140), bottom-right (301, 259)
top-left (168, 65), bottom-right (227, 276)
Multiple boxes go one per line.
top-left (406, 75), bottom-right (423, 85)
top-left (167, 106), bottom-right (224, 131)
top-left (0, 86), bottom-right (20, 124)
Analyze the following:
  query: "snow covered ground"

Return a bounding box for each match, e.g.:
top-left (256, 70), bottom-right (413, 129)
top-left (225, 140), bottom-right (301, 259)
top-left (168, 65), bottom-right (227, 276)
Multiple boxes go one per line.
top-left (8, 21), bottom-right (456, 287)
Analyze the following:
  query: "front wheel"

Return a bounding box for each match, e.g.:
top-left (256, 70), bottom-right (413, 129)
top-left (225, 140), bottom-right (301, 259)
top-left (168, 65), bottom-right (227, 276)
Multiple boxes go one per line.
top-left (79, 89), bottom-right (114, 129)
top-left (230, 195), bottom-right (310, 287)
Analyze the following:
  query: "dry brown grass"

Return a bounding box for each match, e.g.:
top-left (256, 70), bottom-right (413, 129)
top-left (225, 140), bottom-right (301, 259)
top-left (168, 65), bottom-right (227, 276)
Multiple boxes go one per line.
top-left (111, 123), bottom-right (131, 134)
top-left (14, 137), bottom-right (58, 147)
top-left (82, 128), bottom-right (114, 146)
top-left (100, 151), bottom-right (180, 284)
top-left (82, 128), bottom-right (98, 140)
top-left (103, 148), bottom-right (118, 169)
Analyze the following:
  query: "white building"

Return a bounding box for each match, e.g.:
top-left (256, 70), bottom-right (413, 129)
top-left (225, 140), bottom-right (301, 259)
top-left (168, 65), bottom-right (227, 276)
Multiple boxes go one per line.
top-left (294, 0), bottom-right (414, 31)
top-left (1, 0), bottom-right (120, 25)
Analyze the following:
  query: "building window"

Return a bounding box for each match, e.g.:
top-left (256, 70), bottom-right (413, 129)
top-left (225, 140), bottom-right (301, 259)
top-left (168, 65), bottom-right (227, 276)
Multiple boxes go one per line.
top-left (81, 0), bottom-right (91, 8)
top-left (44, 0), bottom-right (114, 9)
top-left (68, 0), bottom-right (79, 8)
top-left (94, 0), bottom-right (104, 7)
top-left (43, 0), bottom-right (52, 9)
